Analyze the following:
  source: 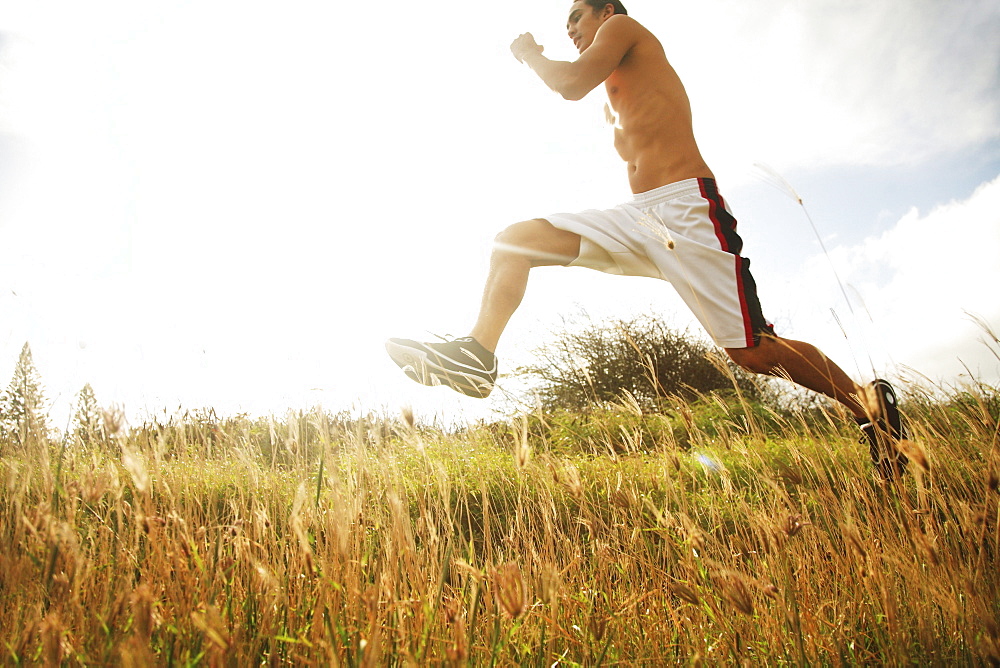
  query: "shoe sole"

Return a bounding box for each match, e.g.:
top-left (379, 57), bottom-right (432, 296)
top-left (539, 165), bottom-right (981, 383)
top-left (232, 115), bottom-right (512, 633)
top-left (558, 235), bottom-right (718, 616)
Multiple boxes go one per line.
top-left (385, 339), bottom-right (494, 398)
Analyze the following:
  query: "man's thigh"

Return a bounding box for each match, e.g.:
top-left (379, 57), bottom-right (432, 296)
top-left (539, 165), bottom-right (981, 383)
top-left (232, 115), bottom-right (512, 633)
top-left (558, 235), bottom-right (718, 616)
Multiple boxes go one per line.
top-left (495, 218), bottom-right (582, 267)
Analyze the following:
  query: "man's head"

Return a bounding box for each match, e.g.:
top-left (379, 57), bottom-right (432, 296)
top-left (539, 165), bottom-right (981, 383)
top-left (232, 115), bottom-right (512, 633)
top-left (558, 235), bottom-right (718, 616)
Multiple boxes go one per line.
top-left (581, 0), bottom-right (627, 15)
top-left (567, 1), bottom-right (628, 53)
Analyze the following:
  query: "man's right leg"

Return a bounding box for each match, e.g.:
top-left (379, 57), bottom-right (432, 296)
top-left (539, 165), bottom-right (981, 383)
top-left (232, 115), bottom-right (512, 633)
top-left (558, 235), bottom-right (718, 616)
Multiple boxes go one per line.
top-left (470, 218), bottom-right (582, 352)
top-left (386, 218), bottom-right (580, 397)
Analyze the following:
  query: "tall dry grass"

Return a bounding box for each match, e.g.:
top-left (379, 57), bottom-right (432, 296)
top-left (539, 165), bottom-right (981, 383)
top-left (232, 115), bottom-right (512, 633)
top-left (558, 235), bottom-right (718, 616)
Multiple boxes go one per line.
top-left (1, 383), bottom-right (998, 665)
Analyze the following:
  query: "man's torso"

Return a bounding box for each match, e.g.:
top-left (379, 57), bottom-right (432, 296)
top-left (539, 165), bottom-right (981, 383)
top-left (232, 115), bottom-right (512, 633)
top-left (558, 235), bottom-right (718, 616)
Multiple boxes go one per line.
top-left (603, 19), bottom-right (713, 193)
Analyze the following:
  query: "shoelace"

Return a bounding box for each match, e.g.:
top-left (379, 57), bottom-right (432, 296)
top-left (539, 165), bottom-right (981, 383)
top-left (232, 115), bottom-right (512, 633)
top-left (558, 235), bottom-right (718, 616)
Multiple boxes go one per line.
top-left (429, 332), bottom-right (462, 343)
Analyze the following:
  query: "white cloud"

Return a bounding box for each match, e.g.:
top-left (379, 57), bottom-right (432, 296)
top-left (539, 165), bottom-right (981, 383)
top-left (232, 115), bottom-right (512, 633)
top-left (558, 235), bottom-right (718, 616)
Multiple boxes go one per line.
top-left (666, 0), bottom-right (1000, 176)
top-left (769, 174), bottom-right (1000, 386)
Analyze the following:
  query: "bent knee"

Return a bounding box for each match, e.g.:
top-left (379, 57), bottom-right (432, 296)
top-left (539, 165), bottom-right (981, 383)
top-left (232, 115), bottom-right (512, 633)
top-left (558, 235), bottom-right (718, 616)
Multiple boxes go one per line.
top-left (494, 219), bottom-right (545, 247)
top-left (493, 219), bottom-right (580, 266)
top-left (725, 345), bottom-right (772, 374)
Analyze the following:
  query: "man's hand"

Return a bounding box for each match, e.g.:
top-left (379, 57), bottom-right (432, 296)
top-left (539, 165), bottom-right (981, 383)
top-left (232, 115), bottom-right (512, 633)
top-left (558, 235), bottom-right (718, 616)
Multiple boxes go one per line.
top-left (510, 33), bottom-right (543, 63)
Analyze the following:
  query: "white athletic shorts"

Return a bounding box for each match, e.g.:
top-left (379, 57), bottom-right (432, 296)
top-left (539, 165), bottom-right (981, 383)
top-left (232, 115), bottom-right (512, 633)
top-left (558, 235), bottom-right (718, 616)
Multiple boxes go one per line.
top-left (544, 178), bottom-right (774, 349)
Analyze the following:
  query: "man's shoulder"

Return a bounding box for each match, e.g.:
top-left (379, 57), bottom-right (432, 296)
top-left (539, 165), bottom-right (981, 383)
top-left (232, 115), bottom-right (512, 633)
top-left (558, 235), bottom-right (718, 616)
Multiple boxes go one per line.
top-left (602, 14), bottom-right (642, 32)
top-left (598, 14), bottom-right (654, 44)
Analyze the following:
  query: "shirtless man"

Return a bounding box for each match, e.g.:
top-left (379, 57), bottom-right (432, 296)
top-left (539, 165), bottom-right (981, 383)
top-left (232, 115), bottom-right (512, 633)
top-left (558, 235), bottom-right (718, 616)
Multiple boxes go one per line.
top-left (386, 1), bottom-right (908, 479)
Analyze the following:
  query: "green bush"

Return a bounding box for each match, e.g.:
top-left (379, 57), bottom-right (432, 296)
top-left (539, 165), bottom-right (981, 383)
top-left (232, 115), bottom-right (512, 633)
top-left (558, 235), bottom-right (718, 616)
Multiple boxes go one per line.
top-left (515, 315), bottom-right (761, 412)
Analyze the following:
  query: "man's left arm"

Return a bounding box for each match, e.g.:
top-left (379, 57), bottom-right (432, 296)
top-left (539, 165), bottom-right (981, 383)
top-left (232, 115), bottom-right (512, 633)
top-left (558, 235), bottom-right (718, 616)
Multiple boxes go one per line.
top-left (511, 16), bottom-right (638, 101)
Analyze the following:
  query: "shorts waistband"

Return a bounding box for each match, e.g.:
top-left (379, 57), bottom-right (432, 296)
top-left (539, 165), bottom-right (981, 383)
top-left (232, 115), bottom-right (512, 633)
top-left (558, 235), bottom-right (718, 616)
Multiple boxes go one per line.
top-left (629, 178), bottom-right (711, 208)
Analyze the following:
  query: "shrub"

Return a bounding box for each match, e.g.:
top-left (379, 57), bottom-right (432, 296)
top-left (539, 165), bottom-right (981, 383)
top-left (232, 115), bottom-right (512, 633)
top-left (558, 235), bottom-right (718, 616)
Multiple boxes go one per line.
top-left (515, 315), bottom-right (761, 412)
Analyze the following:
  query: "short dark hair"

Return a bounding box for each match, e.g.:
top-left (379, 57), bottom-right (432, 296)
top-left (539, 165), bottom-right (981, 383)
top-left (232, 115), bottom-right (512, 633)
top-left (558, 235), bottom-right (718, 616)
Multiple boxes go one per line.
top-left (582, 0), bottom-right (627, 15)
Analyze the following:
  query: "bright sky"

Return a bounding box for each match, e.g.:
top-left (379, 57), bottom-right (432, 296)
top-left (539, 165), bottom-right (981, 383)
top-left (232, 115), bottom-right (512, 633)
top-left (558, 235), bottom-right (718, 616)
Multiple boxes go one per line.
top-left (1, 1), bottom-right (998, 427)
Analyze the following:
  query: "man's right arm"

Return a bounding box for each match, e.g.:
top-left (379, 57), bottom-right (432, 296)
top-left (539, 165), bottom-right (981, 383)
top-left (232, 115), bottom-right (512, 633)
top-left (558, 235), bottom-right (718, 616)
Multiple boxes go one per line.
top-left (511, 16), bottom-right (638, 101)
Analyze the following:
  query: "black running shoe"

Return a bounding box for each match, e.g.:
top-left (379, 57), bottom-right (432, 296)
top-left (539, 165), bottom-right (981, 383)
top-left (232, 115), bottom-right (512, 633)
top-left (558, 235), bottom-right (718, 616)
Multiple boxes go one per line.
top-left (385, 336), bottom-right (497, 398)
top-left (856, 379), bottom-right (909, 480)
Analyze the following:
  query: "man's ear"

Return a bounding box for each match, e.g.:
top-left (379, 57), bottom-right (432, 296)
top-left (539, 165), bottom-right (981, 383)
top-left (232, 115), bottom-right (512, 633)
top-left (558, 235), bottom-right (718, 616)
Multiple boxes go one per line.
top-left (601, 4), bottom-right (615, 20)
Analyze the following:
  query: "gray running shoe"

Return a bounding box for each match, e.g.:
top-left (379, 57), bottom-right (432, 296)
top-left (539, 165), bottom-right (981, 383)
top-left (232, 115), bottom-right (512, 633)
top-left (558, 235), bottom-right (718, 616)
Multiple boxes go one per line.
top-left (857, 379), bottom-right (909, 480)
top-left (385, 336), bottom-right (497, 398)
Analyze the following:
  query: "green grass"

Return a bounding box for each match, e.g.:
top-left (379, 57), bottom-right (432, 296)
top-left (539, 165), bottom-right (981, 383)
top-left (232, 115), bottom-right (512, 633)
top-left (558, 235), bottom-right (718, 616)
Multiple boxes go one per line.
top-left (1, 385), bottom-right (998, 665)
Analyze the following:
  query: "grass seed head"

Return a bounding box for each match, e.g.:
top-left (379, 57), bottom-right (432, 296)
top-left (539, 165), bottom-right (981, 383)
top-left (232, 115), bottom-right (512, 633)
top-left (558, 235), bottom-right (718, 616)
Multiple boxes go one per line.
top-left (777, 461), bottom-right (803, 486)
top-left (678, 403), bottom-right (694, 431)
top-left (400, 405), bottom-right (415, 429)
top-left (717, 573), bottom-right (754, 616)
top-left (514, 416), bottom-right (532, 469)
top-left (446, 621), bottom-right (468, 664)
top-left (515, 439), bottom-right (531, 469)
top-left (611, 487), bottom-right (634, 510)
top-left (191, 605), bottom-right (230, 652)
top-left (688, 527), bottom-right (706, 553)
top-left (102, 406), bottom-right (126, 438)
top-left (537, 562), bottom-right (561, 605)
top-left (669, 581), bottom-right (700, 606)
top-left (121, 446), bottom-right (150, 495)
top-left (39, 612), bottom-right (66, 666)
top-left (547, 458), bottom-right (561, 484)
top-left (494, 562), bottom-right (527, 619)
top-left (129, 583), bottom-right (156, 641)
top-left (897, 439), bottom-right (929, 472)
top-left (443, 595), bottom-right (463, 625)
top-left (81, 465), bottom-right (117, 504)
top-left (561, 463), bottom-right (584, 499)
top-left (452, 559), bottom-right (485, 582)
top-left (783, 514), bottom-right (806, 538)
top-left (845, 527), bottom-right (867, 560)
top-left (588, 613), bottom-right (608, 641)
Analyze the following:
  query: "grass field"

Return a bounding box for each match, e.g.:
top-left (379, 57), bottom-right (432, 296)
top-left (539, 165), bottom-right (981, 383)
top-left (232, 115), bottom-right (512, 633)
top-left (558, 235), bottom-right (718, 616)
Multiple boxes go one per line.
top-left (1, 382), bottom-right (998, 665)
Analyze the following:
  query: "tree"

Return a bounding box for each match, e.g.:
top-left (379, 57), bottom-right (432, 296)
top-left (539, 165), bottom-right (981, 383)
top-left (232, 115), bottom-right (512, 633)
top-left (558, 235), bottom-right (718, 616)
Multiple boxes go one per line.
top-left (1, 342), bottom-right (49, 450)
top-left (72, 383), bottom-right (106, 447)
top-left (516, 315), bottom-right (761, 412)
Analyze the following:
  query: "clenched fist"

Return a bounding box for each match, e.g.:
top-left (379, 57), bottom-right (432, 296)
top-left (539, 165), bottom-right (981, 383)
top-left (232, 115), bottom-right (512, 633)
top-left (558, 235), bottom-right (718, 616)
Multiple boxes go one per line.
top-left (510, 32), bottom-right (544, 63)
